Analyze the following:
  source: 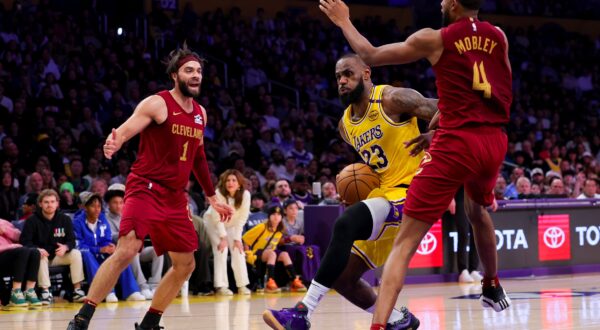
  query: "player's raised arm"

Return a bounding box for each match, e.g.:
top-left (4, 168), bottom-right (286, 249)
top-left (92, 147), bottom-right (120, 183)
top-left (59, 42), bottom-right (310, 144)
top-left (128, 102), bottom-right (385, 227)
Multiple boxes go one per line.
top-left (319, 0), bottom-right (441, 66)
top-left (383, 87), bottom-right (439, 121)
top-left (103, 95), bottom-right (166, 159)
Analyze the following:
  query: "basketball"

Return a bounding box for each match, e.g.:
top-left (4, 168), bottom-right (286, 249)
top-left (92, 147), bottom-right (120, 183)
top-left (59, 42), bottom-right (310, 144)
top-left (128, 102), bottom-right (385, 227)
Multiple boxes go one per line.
top-left (336, 163), bottom-right (380, 205)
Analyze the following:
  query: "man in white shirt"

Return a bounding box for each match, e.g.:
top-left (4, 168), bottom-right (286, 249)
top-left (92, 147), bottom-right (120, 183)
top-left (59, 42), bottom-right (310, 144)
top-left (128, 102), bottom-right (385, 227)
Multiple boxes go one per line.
top-left (577, 179), bottom-right (600, 199)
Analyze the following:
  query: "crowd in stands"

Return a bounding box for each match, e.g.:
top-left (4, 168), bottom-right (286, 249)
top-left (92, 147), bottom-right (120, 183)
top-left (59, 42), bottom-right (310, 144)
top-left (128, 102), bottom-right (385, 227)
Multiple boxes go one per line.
top-left (0, 0), bottom-right (600, 306)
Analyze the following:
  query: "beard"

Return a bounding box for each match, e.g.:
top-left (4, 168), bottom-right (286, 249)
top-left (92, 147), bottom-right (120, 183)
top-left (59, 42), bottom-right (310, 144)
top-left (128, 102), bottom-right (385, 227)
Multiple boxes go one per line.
top-left (339, 79), bottom-right (365, 107)
top-left (177, 78), bottom-right (200, 98)
top-left (442, 9), bottom-right (452, 27)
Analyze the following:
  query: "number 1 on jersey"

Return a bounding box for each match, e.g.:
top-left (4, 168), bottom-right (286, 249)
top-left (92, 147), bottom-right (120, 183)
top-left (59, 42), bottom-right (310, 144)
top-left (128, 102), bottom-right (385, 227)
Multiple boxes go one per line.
top-left (472, 61), bottom-right (492, 98)
top-left (180, 141), bottom-right (189, 161)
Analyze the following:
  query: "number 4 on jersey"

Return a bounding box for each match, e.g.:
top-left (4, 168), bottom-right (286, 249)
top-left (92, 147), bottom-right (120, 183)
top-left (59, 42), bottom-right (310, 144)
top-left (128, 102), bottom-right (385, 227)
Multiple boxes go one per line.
top-left (472, 61), bottom-right (492, 99)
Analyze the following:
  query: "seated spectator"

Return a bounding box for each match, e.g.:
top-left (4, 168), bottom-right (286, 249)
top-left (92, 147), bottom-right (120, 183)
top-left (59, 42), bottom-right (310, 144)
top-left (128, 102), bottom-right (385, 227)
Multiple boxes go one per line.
top-left (577, 179), bottom-right (600, 199)
top-left (245, 193), bottom-right (268, 232)
top-left (0, 171), bottom-right (19, 220)
top-left (242, 204), bottom-right (306, 293)
top-left (282, 199), bottom-right (305, 244)
top-left (20, 189), bottom-right (86, 304)
top-left (494, 175), bottom-right (507, 200)
top-left (204, 170), bottom-right (251, 295)
top-left (291, 174), bottom-right (314, 206)
top-left (515, 177), bottom-right (533, 199)
top-left (12, 193), bottom-right (38, 231)
top-left (0, 219), bottom-right (42, 307)
top-left (318, 181), bottom-right (340, 205)
top-left (271, 179), bottom-right (293, 205)
top-left (504, 167), bottom-right (524, 199)
top-left (530, 168), bottom-right (545, 186)
top-left (73, 192), bottom-right (145, 302)
top-left (59, 182), bottom-right (79, 213)
top-left (104, 185), bottom-right (163, 300)
top-left (69, 159), bottom-right (89, 193)
top-left (547, 176), bottom-right (568, 197)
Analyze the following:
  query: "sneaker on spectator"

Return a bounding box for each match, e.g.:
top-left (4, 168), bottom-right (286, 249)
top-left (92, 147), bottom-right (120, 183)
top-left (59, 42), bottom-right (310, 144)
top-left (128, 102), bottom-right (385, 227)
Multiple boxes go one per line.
top-left (265, 278), bottom-right (281, 293)
top-left (141, 288), bottom-right (154, 300)
top-left (458, 269), bottom-right (474, 283)
top-left (8, 289), bottom-right (28, 307)
top-left (238, 286), bottom-right (251, 295)
top-left (72, 288), bottom-right (87, 303)
top-left (105, 292), bottom-right (118, 303)
top-left (127, 292), bottom-right (146, 301)
top-left (290, 277), bottom-right (307, 292)
top-left (24, 288), bottom-right (42, 307)
top-left (40, 289), bottom-right (53, 305)
top-left (470, 270), bottom-right (483, 282)
top-left (216, 287), bottom-right (234, 296)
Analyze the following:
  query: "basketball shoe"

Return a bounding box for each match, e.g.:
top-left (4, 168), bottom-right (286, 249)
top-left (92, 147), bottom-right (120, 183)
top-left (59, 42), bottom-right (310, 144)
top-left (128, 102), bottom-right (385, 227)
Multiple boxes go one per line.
top-left (480, 281), bottom-right (511, 312)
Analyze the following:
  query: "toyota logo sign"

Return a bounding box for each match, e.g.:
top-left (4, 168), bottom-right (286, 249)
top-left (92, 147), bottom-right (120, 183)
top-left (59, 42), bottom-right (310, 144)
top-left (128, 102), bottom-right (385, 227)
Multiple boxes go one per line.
top-left (416, 232), bottom-right (437, 255)
top-left (543, 226), bottom-right (565, 249)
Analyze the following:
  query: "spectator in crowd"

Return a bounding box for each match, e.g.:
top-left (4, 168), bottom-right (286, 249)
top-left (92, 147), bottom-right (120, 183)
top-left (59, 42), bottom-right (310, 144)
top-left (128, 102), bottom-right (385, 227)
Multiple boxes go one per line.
top-left (0, 171), bottom-right (19, 220)
top-left (104, 184), bottom-right (163, 300)
top-left (109, 159), bottom-right (130, 185)
top-left (282, 199), bottom-right (305, 244)
top-left (13, 193), bottom-right (38, 231)
top-left (494, 175), bottom-right (507, 200)
top-left (280, 157), bottom-right (297, 182)
top-left (243, 204), bottom-right (307, 293)
top-left (318, 181), bottom-right (339, 205)
top-left (246, 193), bottom-right (268, 232)
top-left (20, 189), bottom-right (86, 304)
top-left (287, 137), bottom-right (314, 167)
top-left (504, 167), bottom-right (525, 199)
top-left (82, 159), bottom-right (101, 187)
top-left (59, 182), bottom-right (79, 213)
top-left (291, 174), bottom-right (313, 206)
top-left (73, 192), bottom-right (145, 302)
top-left (204, 169), bottom-right (251, 295)
top-left (271, 179), bottom-right (292, 205)
top-left (0, 219), bottom-right (42, 307)
top-left (69, 159), bottom-right (89, 193)
top-left (577, 179), bottom-right (600, 199)
top-left (530, 168), bottom-right (545, 186)
top-left (547, 177), bottom-right (568, 197)
top-left (19, 172), bottom-right (43, 206)
top-left (515, 177), bottom-right (532, 199)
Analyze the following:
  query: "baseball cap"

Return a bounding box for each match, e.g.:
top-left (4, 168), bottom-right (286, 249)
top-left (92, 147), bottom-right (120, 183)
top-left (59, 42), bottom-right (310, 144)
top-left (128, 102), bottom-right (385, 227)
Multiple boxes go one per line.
top-left (59, 182), bottom-right (75, 195)
top-left (79, 191), bottom-right (102, 206)
top-left (266, 204), bottom-right (283, 217)
top-left (108, 183), bottom-right (125, 192)
top-left (545, 170), bottom-right (562, 179)
top-left (583, 151), bottom-right (593, 158)
top-left (531, 168), bottom-right (544, 176)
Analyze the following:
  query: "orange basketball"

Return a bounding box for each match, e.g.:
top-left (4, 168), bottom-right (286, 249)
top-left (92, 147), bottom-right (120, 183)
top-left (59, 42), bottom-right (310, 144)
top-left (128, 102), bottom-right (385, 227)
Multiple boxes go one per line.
top-left (336, 163), bottom-right (380, 206)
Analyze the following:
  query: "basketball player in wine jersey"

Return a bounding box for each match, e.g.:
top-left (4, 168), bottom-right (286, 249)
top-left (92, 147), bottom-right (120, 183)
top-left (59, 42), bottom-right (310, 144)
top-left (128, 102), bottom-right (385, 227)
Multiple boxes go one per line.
top-left (263, 54), bottom-right (438, 330)
top-left (67, 45), bottom-right (234, 330)
top-left (321, 0), bottom-right (513, 328)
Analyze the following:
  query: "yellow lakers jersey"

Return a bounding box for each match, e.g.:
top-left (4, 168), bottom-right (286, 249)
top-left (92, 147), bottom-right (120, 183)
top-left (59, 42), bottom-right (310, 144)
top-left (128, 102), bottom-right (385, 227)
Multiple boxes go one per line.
top-left (339, 85), bottom-right (423, 189)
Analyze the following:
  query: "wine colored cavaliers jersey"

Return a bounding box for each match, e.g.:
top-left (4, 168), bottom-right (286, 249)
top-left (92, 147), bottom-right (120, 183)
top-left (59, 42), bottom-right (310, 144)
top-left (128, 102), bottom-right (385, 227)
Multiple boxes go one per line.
top-left (433, 17), bottom-right (512, 129)
top-left (130, 90), bottom-right (206, 190)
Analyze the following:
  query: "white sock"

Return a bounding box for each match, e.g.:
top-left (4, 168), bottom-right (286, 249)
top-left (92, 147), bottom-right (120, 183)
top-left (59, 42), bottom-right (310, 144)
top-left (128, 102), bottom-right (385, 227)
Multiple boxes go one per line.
top-left (301, 280), bottom-right (329, 318)
top-left (365, 304), bottom-right (404, 323)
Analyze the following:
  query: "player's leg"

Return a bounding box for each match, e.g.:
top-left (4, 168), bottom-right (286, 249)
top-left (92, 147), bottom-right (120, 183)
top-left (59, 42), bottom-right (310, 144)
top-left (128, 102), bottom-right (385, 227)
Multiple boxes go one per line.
top-left (68, 231), bottom-right (143, 330)
top-left (136, 251), bottom-right (195, 329)
top-left (464, 185), bottom-right (511, 312)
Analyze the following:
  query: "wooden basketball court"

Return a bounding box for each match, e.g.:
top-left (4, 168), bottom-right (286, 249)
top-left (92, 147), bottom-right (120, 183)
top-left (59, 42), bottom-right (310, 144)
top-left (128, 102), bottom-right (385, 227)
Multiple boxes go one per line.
top-left (1, 273), bottom-right (599, 329)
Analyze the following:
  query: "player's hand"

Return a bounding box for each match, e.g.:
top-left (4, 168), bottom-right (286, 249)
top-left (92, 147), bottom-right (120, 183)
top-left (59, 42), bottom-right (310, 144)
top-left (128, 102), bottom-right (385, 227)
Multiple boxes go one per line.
top-left (404, 130), bottom-right (434, 157)
top-left (489, 197), bottom-right (498, 212)
top-left (319, 0), bottom-right (351, 27)
top-left (447, 198), bottom-right (456, 215)
top-left (208, 196), bottom-right (234, 222)
top-left (233, 240), bottom-right (244, 254)
top-left (218, 237), bottom-right (228, 253)
top-left (104, 128), bottom-right (122, 159)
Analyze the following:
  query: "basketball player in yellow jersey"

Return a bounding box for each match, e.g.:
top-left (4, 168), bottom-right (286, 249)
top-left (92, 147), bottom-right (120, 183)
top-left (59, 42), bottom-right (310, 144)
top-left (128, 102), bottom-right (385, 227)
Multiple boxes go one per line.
top-left (263, 53), bottom-right (437, 330)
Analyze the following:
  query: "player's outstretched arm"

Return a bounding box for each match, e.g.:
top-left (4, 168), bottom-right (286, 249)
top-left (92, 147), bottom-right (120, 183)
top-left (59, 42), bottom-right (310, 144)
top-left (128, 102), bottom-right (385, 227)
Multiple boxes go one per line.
top-left (104, 95), bottom-right (164, 159)
top-left (319, 0), bottom-right (440, 66)
top-left (385, 87), bottom-right (438, 121)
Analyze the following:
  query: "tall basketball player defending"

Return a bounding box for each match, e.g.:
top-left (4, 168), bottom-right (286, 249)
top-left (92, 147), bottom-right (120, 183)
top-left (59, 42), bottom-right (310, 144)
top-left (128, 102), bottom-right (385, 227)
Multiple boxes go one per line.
top-left (263, 54), bottom-right (438, 330)
top-left (67, 45), bottom-right (234, 330)
top-left (320, 0), bottom-right (513, 328)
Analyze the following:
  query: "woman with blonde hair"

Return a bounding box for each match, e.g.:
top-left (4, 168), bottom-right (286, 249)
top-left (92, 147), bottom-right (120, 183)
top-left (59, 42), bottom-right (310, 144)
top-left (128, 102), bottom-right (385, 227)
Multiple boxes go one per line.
top-left (204, 169), bottom-right (251, 295)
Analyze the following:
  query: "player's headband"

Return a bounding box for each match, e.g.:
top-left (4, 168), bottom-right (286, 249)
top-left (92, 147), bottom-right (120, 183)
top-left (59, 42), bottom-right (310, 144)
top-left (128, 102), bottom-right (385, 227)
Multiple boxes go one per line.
top-left (176, 54), bottom-right (202, 70)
